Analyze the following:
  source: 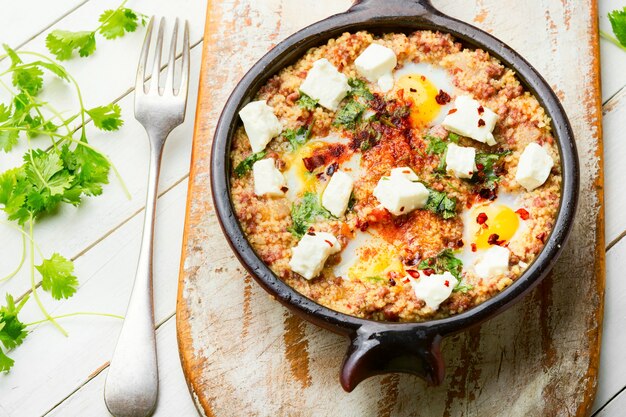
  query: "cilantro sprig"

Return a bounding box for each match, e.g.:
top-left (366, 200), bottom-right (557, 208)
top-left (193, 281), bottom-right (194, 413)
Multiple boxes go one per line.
top-left (600, 7), bottom-right (626, 52)
top-left (283, 124), bottom-right (312, 150)
top-left (296, 91), bottom-right (318, 110)
top-left (418, 249), bottom-right (473, 292)
top-left (288, 192), bottom-right (331, 238)
top-left (425, 189), bottom-right (457, 219)
top-left (46, 1), bottom-right (147, 61)
top-left (234, 151), bottom-right (266, 177)
top-left (333, 99), bottom-right (366, 130)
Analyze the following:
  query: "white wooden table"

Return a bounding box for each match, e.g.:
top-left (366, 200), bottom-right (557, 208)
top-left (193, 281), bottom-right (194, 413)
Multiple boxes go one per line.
top-left (0, 0), bottom-right (624, 416)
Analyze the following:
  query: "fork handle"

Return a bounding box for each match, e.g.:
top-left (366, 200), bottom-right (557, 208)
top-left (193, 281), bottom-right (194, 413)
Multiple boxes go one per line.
top-left (105, 142), bottom-right (164, 417)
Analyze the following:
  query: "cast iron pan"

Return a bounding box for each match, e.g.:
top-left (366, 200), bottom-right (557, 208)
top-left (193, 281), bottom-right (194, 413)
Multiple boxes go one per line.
top-left (211, 0), bottom-right (579, 392)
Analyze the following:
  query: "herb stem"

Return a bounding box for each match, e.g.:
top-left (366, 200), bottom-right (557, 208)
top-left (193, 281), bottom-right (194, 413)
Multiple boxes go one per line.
top-left (94, 0), bottom-right (130, 33)
top-left (25, 311), bottom-right (124, 327)
top-left (28, 218), bottom-right (69, 337)
top-left (600, 30), bottom-right (626, 52)
top-left (0, 234), bottom-right (26, 283)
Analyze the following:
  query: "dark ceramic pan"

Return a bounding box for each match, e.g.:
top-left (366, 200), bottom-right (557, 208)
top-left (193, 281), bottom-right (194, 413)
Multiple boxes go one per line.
top-left (211, 0), bottom-right (579, 392)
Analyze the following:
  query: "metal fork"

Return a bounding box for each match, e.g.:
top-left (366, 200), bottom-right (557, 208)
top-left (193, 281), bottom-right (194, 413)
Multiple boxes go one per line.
top-left (104, 16), bottom-right (190, 417)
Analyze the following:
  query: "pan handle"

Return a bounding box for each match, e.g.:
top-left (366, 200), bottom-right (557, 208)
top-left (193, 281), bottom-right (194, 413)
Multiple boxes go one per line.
top-left (339, 324), bottom-right (444, 392)
top-left (349, 0), bottom-right (438, 15)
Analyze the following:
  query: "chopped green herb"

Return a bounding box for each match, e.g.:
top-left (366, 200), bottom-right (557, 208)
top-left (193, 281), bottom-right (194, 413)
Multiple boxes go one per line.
top-left (418, 249), bottom-right (472, 292)
top-left (364, 276), bottom-right (386, 284)
top-left (448, 132), bottom-right (460, 143)
top-left (288, 192), bottom-right (331, 238)
top-left (234, 151), bottom-right (266, 178)
top-left (296, 91), bottom-right (318, 110)
top-left (424, 189), bottom-right (457, 219)
top-left (333, 100), bottom-right (366, 130)
top-left (601, 7), bottom-right (626, 51)
top-left (347, 78), bottom-right (374, 100)
top-left (474, 151), bottom-right (510, 189)
top-left (347, 192), bottom-right (356, 211)
top-left (283, 124), bottom-right (312, 150)
top-left (425, 135), bottom-right (448, 155)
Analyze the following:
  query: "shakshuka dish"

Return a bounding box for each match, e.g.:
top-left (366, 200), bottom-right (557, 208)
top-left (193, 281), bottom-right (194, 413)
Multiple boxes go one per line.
top-left (229, 30), bottom-right (561, 322)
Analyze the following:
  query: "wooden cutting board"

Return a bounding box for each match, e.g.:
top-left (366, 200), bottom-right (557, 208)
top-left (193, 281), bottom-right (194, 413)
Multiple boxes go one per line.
top-left (176, 1), bottom-right (605, 416)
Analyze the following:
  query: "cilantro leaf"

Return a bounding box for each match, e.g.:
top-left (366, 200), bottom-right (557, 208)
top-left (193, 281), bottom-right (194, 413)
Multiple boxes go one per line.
top-left (425, 135), bottom-right (448, 155)
top-left (36, 253), bottom-right (78, 300)
top-left (234, 151), bottom-right (266, 177)
top-left (296, 91), bottom-right (318, 110)
top-left (348, 78), bottom-right (374, 100)
top-left (98, 8), bottom-right (141, 39)
top-left (288, 192), bottom-right (331, 237)
top-left (473, 151), bottom-right (510, 189)
top-left (0, 130), bottom-right (19, 152)
top-left (45, 30), bottom-right (96, 60)
top-left (283, 124), bottom-right (312, 150)
top-left (418, 249), bottom-right (472, 292)
top-left (425, 189), bottom-right (457, 219)
top-left (608, 7), bottom-right (626, 47)
top-left (24, 150), bottom-right (73, 197)
top-left (63, 144), bottom-right (111, 197)
top-left (333, 100), bottom-right (366, 130)
top-left (12, 65), bottom-right (44, 96)
top-left (0, 293), bottom-right (29, 372)
top-left (87, 104), bottom-right (123, 131)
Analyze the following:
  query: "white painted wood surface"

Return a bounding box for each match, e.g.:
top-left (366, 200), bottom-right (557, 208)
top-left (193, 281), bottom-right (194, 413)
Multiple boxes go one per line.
top-left (0, 0), bottom-right (622, 415)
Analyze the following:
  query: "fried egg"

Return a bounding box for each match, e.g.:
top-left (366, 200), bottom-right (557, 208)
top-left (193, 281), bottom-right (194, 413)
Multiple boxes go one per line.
top-left (458, 192), bottom-right (529, 272)
top-left (393, 63), bottom-right (457, 127)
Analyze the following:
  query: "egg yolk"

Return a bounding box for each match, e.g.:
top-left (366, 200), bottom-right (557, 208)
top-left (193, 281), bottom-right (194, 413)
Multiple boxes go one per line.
top-left (471, 205), bottom-right (520, 249)
top-left (395, 74), bottom-right (441, 127)
top-left (348, 243), bottom-right (404, 282)
top-left (283, 141), bottom-right (325, 196)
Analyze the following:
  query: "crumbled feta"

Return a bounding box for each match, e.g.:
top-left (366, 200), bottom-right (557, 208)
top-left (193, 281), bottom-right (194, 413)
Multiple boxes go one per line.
top-left (373, 167), bottom-right (429, 216)
top-left (299, 59), bottom-right (350, 111)
top-left (442, 95), bottom-right (498, 146)
top-left (474, 246), bottom-right (510, 278)
top-left (252, 158), bottom-right (285, 197)
top-left (238, 100), bottom-right (283, 153)
top-left (289, 232), bottom-right (341, 280)
top-left (515, 142), bottom-right (554, 191)
top-left (354, 43), bottom-right (397, 92)
top-left (410, 271), bottom-right (458, 310)
top-left (322, 170), bottom-right (354, 217)
top-left (445, 143), bottom-right (477, 179)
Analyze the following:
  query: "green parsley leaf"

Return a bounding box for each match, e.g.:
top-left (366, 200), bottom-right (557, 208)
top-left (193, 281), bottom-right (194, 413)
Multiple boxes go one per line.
top-left (288, 192), bottom-right (331, 238)
top-left (283, 124), bottom-right (312, 150)
top-left (608, 7), bottom-right (626, 47)
top-left (45, 30), bottom-right (96, 60)
top-left (296, 91), bottom-right (318, 110)
top-left (98, 8), bottom-right (141, 40)
top-left (418, 249), bottom-right (472, 292)
top-left (87, 104), bottom-right (123, 131)
top-left (234, 151), bottom-right (266, 177)
top-left (36, 253), bottom-right (79, 300)
top-left (334, 100), bottom-right (366, 130)
top-left (0, 294), bottom-right (29, 372)
top-left (473, 151), bottom-right (510, 189)
top-left (425, 135), bottom-right (448, 155)
top-left (425, 188), bottom-right (457, 219)
top-left (348, 78), bottom-right (374, 100)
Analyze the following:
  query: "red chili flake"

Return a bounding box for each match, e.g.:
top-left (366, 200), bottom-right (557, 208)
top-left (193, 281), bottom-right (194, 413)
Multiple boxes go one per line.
top-left (477, 118), bottom-right (486, 127)
top-left (444, 280), bottom-right (450, 287)
top-left (476, 212), bottom-right (488, 224)
top-left (280, 186), bottom-right (289, 193)
top-left (406, 269), bottom-right (420, 279)
top-left (409, 87), bottom-right (417, 93)
top-left (516, 208), bottom-right (530, 220)
top-left (307, 232), bottom-right (316, 236)
top-left (471, 243), bottom-right (477, 252)
top-left (402, 169), bottom-right (411, 174)
top-left (347, 303), bottom-right (352, 309)
top-left (477, 163), bottom-right (485, 171)
top-left (403, 278), bottom-right (410, 284)
top-left (422, 268), bottom-right (435, 276)
top-left (389, 278), bottom-right (396, 286)
top-left (457, 239), bottom-right (464, 248)
top-left (427, 258), bottom-right (435, 266)
top-left (359, 221), bottom-right (369, 232)
top-left (477, 105), bottom-right (484, 114)
top-left (324, 239), bottom-right (334, 247)
top-left (479, 187), bottom-right (498, 201)
top-left (435, 89), bottom-right (451, 105)
top-left (536, 232), bottom-right (547, 243)
top-left (308, 226), bottom-right (315, 233)
top-left (487, 233), bottom-right (500, 245)
top-left (400, 206), bottom-right (405, 212)
top-left (448, 108), bottom-right (457, 115)
top-left (420, 75), bottom-right (426, 81)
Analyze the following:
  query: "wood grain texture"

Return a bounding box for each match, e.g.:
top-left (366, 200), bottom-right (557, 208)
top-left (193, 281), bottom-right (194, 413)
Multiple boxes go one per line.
top-left (176, 1), bottom-right (605, 416)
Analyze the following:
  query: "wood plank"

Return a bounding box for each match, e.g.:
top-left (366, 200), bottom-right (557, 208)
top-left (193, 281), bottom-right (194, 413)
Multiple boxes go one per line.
top-left (44, 318), bottom-right (198, 417)
top-left (177, 0), bottom-right (604, 416)
top-left (594, 387), bottom-right (626, 417)
top-left (0, 179), bottom-right (188, 417)
top-left (602, 88), bottom-right (626, 247)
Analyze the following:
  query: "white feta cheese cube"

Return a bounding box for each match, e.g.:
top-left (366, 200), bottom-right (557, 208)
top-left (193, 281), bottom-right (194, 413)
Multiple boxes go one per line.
top-left (445, 143), bottom-right (477, 179)
top-left (410, 271), bottom-right (458, 310)
top-left (289, 232), bottom-right (341, 280)
top-left (373, 167), bottom-right (429, 216)
top-left (322, 170), bottom-right (354, 217)
top-left (239, 100), bottom-right (283, 153)
top-left (300, 59), bottom-right (350, 111)
top-left (515, 142), bottom-right (554, 191)
top-left (354, 43), bottom-right (397, 92)
top-left (474, 246), bottom-right (510, 279)
top-left (442, 95), bottom-right (498, 146)
top-left (252, 158), bottom-right (285, 197)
